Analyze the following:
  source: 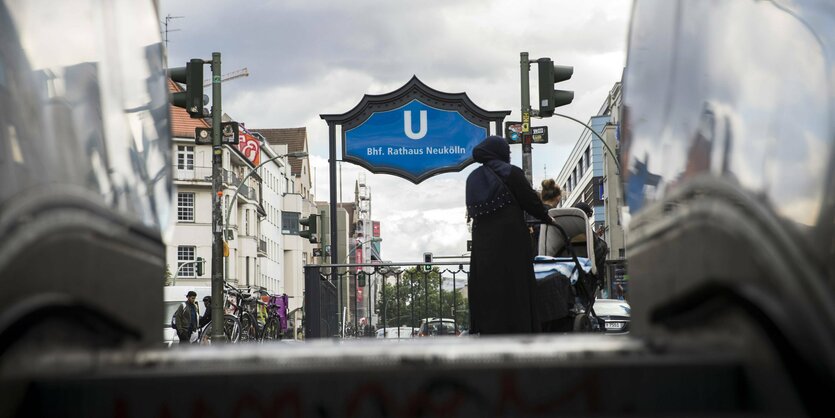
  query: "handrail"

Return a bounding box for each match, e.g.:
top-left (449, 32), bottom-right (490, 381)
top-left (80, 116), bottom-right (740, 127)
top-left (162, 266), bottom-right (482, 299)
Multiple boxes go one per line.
top-left (306, 261), bottom-right (469, 269)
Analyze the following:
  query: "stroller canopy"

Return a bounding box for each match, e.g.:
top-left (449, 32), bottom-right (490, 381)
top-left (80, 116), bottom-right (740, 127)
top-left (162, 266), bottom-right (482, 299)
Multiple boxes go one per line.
top-left (538, 208), bottom-right (598, 275)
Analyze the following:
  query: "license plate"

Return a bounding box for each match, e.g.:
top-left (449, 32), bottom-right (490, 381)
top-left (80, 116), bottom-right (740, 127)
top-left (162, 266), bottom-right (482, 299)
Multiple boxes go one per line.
top-left (605, 322), bottom-right (624, 330)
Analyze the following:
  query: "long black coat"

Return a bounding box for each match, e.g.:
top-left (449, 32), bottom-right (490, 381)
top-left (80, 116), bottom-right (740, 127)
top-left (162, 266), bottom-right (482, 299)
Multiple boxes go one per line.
top-left (469, 166), bottom-right (553, 335)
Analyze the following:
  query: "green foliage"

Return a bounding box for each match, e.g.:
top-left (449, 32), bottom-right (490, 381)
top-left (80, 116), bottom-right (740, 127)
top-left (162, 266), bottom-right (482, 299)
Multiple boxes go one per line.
top-left (374, 267), bottom-right (468, 329)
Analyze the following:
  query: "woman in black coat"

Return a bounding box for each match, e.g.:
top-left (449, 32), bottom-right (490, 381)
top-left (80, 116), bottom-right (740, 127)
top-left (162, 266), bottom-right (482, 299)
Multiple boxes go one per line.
top-left (466, 136), bottom-right (555, 335)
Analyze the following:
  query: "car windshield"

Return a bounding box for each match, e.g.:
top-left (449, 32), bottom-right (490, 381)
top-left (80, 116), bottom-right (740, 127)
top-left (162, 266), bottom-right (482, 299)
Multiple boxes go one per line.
top-left (594, 301), bottom-right (630, 317)
top-left (423, 321), bottom-right (456, 335)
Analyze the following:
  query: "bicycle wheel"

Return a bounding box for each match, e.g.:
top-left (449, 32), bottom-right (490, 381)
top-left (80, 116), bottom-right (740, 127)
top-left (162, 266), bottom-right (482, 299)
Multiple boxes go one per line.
top-left (240, 313), bottom-right (256, 342)
top-left (198, 323), bottom-right (211, 345)
top-left (262, 317), bottom-right (279, 342)
top-left (198, 315), bottom-right (240, 344)
top-left (224, 314), bottom-right (241, 343)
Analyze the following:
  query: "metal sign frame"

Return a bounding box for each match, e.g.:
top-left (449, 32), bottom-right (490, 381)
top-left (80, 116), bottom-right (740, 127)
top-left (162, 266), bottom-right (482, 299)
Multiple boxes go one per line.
top-left (320, 76), bottom-right (509, 266)
top-left (322, 76), bottom-right (510, 184)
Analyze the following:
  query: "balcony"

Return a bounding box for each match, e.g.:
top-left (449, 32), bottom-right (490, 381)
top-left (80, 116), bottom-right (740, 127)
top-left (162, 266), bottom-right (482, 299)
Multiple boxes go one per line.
top-left (173, 166), bottom-right (212, 182)
top-left (224, 170), bottom-right (261, 204)
top-left (237, 183), bottom-right (260, 203)
top-left (223, 169), bottom-right (242, 188)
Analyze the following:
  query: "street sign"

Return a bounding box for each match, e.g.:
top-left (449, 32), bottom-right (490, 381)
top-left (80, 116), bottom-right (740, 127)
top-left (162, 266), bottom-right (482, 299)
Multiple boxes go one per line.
top-left (344, 99), bottom-right (486, 182)
top-left (505, 123), bottom-right (547, 144)
top-left (504, 121), bottom-right (523, 144)
top-left (326, 76), bottom-right (511, 184)
top-left (522, 112), bottom-right (530, 133)
top-left (530, 126), bottom-right (548, 144)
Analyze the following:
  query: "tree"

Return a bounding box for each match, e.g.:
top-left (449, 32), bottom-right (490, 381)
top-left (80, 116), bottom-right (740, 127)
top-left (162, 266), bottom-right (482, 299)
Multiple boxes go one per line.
top-left (374, 267), bottom-right (468, 329)
top-left (164, 264), bottom-right (173, 286)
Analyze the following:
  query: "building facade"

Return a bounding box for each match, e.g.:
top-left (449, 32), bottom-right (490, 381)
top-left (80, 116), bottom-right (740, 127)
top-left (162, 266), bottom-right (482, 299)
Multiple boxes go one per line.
top-left (166, 81), bottom-right (316, 321)
top-left (255, 127), bottom-right (317, 325)
top-left (554, 81), bottom-right (626, 294)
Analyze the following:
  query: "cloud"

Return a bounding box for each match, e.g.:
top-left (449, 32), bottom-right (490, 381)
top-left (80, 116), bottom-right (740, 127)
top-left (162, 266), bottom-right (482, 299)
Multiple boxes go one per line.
top-left (161, 0), bottom-right (633, 262)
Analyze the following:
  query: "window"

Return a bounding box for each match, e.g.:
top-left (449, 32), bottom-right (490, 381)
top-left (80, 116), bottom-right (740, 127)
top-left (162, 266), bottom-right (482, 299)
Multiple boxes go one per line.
top-left (282, 211), bottom-right (300, 235)
top-left (585, 146), bottom-right (591, 172)
top-left (177, 192), bottom-right (194, 222)
top-left (177, 146), bottom-right (194, 170)
top-left (244, 209), bottom-right (249, 236)
top-left (177, 246), bottom-right (196, 277)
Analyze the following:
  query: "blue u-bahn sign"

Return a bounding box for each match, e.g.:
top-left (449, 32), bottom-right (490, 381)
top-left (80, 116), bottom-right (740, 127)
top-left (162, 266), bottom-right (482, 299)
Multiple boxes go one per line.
top-left (322, 76), bottom-right (510, 184)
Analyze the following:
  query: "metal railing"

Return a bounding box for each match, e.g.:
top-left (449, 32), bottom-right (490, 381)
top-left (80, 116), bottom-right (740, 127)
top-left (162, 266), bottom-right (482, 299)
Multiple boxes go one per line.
top-left (223, 169), bottom-right (242, 188)
top-left (173, 166), bottom-right (213, 181)
top-left (304, 261), bottom-right (469, 340)
top-left (223, 170), bottom-right (260, 203)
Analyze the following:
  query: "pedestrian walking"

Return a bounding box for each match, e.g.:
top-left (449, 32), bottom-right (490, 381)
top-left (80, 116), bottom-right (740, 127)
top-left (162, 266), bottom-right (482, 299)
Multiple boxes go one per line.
top-left (173, 291), bottom-right (200, 344)
top-left (199, 295), bottom-right (212, 328)
top-left (466, 136), bottom-right (556, 335)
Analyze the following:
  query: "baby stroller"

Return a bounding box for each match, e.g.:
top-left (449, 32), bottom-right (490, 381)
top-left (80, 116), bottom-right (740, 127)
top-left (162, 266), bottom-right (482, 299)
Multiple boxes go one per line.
top-left (534, 207), bottom-right (604, 332)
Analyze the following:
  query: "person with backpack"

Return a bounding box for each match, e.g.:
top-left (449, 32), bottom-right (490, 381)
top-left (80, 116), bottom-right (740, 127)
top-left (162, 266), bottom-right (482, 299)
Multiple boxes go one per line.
top-left (172, 291), bottom-right (200, 344)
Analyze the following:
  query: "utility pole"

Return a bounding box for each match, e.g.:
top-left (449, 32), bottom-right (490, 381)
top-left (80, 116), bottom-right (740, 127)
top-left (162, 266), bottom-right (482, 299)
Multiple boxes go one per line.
top-left (520, 52), bottom-right (574, 186)
top-left (210, 52), bottom-right (225, 342)
top-left (520, 52), bottom-right (533, 185)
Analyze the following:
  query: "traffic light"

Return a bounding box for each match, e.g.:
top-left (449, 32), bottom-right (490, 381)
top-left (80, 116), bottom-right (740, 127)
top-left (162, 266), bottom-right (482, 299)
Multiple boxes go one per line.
top-left (537, 57), bottom-right (573, 117)
top-left (299, 214), bottom-right (318, 243)
top-left (168, 58), bottom-right (206, 118)
top-left (196, 257), bottom-right (205, 276)
top-left (423, 252), bottom-right (433, 272)
top-left (357, 272), bottom-right (366, 288)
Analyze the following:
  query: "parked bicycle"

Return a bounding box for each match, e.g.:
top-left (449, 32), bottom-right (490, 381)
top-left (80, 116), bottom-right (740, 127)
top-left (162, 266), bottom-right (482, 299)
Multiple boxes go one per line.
top-left (197, 313), bottom-right (241, 344)
top-left (193, 286), bottom-right (244, 344)
top-left (224, 283), bottom-right (260, 342)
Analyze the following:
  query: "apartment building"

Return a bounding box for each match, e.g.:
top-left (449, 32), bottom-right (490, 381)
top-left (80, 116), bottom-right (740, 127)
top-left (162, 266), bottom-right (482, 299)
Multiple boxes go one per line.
top-left (554, 81), bottom-right (626, 293)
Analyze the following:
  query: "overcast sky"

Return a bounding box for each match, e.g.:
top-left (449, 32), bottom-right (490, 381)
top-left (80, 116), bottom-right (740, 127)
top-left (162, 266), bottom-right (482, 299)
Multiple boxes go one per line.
top-left (161, 0), bottom-right (633, 262)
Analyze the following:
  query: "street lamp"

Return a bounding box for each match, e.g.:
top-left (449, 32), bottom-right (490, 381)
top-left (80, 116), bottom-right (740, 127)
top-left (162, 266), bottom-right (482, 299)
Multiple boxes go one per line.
top-left (223, 151), bottom-right (308, 228)
top-left (553, 113), bottom-right (621, 175)
top-left (172, 258), bottom-right (205, 286)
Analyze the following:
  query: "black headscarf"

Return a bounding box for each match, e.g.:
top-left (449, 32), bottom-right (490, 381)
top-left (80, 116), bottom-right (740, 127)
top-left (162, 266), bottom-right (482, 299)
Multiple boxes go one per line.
top-left (466, 136), bottom-right (514, 218)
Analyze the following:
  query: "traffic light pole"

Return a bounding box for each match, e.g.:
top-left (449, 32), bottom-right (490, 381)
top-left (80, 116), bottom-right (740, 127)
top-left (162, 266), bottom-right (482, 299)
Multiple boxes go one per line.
top-left (210, 52), bottom-right (226, 342)
top-left (520, 52), bottom-right (533, 185)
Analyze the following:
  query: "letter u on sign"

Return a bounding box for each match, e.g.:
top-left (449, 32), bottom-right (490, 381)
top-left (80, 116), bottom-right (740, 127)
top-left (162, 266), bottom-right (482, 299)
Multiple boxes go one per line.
top-left (403, 110), bottom-right (427, 140)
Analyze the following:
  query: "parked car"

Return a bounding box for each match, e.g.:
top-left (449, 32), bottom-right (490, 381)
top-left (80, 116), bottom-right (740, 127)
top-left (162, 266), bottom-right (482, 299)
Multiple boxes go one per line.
top-left (417, 318), bottom-right (459, 337)
top-left (592, 299), bottom-right (630, 335)
top-left (375, 326), bottom-right (414, 339)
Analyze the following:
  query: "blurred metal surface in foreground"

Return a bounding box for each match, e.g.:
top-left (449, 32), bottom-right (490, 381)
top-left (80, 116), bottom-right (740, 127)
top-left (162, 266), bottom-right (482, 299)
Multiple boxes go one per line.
top-left (3, 334), bottom-right (754, 418)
